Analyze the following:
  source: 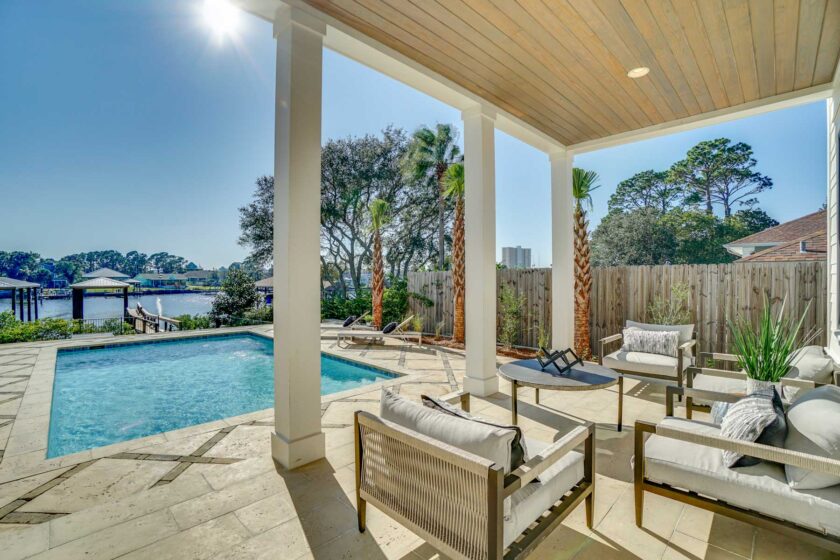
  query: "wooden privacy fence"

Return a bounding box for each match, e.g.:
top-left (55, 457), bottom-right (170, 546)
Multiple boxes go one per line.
top-left (407, 261), bottom-right (826, 354)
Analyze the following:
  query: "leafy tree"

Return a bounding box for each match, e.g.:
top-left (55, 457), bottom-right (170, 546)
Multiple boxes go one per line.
top-left (591, 209), bottom-right (677, 266)
top-left (369, 198), bottom-right (390, 329)
top-left (443, 162), bottom-right (466, 343)
top-left (238, 175), bottom-right (274, 270)
top-left (732, 208), bottom-right (778, 233)
top-left (147, 252), bottom-right (188, 273)
top-left (668, 138), bottom-right (772, 217)
top-left (403, 124), bottom-right (461, 270)
top-left (209, 269), bottom-right (259, 326)
top-left (608, 170), bottom-right (681, 214)
top-left (661, 209), bottom-right (734, 264)
top-left (572, 168), bottom-right (600, 358)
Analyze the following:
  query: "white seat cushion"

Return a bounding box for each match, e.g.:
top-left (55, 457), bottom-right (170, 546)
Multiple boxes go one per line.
top-left (690, 372), bottom-right (746, 406)
top-left (603, 350), bottom-right (689, 378)
top-left (644, 417), bottom-right (840, 537)
top-left (503, 438), bottom-right (584, 548)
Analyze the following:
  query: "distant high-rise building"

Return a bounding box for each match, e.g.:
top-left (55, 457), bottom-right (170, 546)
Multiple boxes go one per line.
top-left (501, 246), bottom-right (531, 269)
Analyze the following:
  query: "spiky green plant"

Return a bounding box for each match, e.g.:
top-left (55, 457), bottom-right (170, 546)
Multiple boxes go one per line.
top-left (727, 296), bottom-right (818, 382)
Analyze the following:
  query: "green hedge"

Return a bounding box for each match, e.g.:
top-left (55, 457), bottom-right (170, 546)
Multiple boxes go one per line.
top-left (0, 311), bottom-right (131, 344)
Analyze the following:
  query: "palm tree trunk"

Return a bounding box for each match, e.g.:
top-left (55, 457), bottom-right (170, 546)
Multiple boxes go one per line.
top-left (372, 232), bottom-right (384, 329)
top-left (452, 197), bottom-right (465, 343)
top-left (437, 165), bottom-right (446, 270)
top-left (573, 206), bottom-right (592, 359)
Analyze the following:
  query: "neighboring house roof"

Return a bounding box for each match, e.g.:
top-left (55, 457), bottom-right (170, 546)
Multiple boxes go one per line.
top-left (740, 231), bottom-right (827, 262)
top-left (0, 277), bottom-right (40, 289)
top-left (135, 273), bottom-right (188, 281)
top-left (185, 270), bottom-right (215, 279)
top-left (726, 210), bottom-right (825, 247)
top-left (82, 267), bottom-right (130, 279)
top-left (70, 278), bottom-right (130, 289)
top-left (255, 277), bottom-right (273, 288)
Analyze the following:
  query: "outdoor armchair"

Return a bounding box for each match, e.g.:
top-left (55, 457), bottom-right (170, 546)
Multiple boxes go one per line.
top-left (354, 390), bottom-right (596, 560)
top-left (634, 385), bottom-right (840, 554)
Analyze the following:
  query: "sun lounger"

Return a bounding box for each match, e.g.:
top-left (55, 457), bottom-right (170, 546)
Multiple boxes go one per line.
top-left (337, 315), bottom-right (421, 347)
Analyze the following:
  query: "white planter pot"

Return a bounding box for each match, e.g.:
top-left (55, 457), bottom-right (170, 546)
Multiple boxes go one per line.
top-left (745, 378), bottom-right (779, 398)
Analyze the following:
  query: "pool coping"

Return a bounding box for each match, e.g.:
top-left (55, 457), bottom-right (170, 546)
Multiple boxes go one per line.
top-left (0, 326), bottom-right (422, 484)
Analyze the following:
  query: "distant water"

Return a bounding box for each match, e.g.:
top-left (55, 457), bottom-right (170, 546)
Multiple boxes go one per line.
top-left (11, 293), bottom-right (215, 319)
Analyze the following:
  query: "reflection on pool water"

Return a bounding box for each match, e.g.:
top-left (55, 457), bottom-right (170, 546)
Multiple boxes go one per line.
top-left (47, 334), bottom-right (396, 458)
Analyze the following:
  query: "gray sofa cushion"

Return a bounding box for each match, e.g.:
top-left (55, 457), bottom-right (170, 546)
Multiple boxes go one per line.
top-left (380, 388), bottom-right (517, 473)
top-left (602, 349), bottom-right (689, 378)
top-left (626, 320), bottom-right (694, 357)
top-left (644, 417), bottom-right (840, 537)
top-left (784, 346), bottom-right (836, 401)
top-left (784, 385), bottom-right (840, 490)
top-left (621, 328), bottom-right (680, 358)
top-left (690, 371), bottom-right (746, 407)
top-left (503, 438), bottom-right (584, 548)
top-left (420, 394), bottom-right (527, 471)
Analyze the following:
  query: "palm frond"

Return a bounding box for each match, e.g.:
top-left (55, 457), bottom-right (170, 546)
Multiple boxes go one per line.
top-left (572, 168), bottom-right (601, 211)
top-left (443, 162), bottom-right (465, 199)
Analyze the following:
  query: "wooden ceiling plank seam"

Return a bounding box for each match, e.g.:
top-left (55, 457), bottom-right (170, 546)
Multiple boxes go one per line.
top-left (418, 0), bottom-right (635, 135)
top-left (812, 0), bottom-right (840, 83)
top-left (547, 0), bottom-right (667, 123)
top-left (461, 0), bottom-right (619, 137)
top-left (591, 0), bottom-right (692, 117)
top-left (566, 0), bottom-right (682, 122)
top-left (481, 0), bottom-right (643, 132)
top-left (344, 0), bottom-right (596, 140)
top-left (643, 0), bottom-right (717, 113)
top-left (305, 0), bottom-right (575, 143)
top-left (774, 0), bottom-right (801, 93)
top-left (696, 0), bottom-right (746, 106)
top-left (514, 0), bottom-right (651, 130)
top-left (385, 0), bottom-right (599, 139)
top-left (794, 0), bottom-right (828, 89)
top-left (748, 0), bottom-right (778, 98)
top-left (723, 0), bottom-right (762, 102)
top-left (669, 0), bottom-right (732, 109)
top-left (617, 0), bottom-right (704, 115)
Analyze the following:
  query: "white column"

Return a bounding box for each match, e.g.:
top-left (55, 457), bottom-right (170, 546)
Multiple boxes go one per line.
top-left (271, 6), bottom-right (326, 469)
top-left (463, 105), bottom-right (499, 396)
top-left (550, 149), bottom-right (574, 350)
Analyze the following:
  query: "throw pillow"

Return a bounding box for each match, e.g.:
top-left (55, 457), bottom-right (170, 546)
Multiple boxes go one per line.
top-left (342, 315), bottom-right (357, 328)
top-left (621, 328), bottom-right (680, 357)
top-left (784, 385), bottom-right (840, 489)
top-left (379, 388), bottom-right (518, 473)
top-left (784, 346), bottom-right (836, 401)
top-left (421, 394), bottom-right (528, 471)
top-left (626, 320), bottom-right (694, 357)
top-left (720, 387), bottom-right (786, 467)
top-left (382, 321), bottom-right (398, 334)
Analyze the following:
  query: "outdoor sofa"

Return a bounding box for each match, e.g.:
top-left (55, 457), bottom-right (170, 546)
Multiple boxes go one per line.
top-left (635, 385), bottom-right (840, 554)
top-left (685, 345), bottom-right (840, 417)
top-left (599, 320), bottom-right (696, 396)
top-left (354, 389), bottom-right (595, 560)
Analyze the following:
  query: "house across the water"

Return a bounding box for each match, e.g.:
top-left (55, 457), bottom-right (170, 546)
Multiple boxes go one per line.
top-left (134, 273), bottom-right (188, 289)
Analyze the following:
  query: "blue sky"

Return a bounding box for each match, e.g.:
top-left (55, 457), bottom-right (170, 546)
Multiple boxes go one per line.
top-left (0, 0), bottom-right (828, 268)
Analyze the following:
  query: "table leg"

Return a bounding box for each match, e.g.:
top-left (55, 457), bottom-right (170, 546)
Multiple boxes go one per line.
top-left (617, 375), bottom-right (624, 432)
top-left (511, 381), bottom-right (518, 424)
top-left (535, 388), bottom-right (540, 405)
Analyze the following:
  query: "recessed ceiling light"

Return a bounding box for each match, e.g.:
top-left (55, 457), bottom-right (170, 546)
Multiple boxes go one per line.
top-left (627, 67), bottom-right (650, 79)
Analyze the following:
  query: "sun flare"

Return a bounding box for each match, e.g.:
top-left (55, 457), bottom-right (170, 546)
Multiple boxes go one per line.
top-left (202, 0), bottom-right (240, 40)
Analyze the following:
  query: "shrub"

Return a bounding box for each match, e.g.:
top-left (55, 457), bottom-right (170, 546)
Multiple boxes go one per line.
top-left (647, 282), bottom-right (691, 325)
top-left (498, 285), bottom-right (525, 350)
top-left (210, 270), bottom-right (260, 326)
top-left (0, 314), bottom-right (73, 344)
top-left (173, 314), bottom-right (213, 331)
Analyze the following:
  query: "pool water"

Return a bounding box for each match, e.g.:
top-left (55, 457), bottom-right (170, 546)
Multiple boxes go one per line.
top-left (47, 334), bottom-right (395, 458)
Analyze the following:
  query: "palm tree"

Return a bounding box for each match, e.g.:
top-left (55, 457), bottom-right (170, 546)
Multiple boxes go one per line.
top-left (443, 163), bottom-right (465, 343)
top-left (572, 168), bottom-right (600, 359)
top-left (403, 124), bottom-right (461, 270)
top-left (369, 198), bottom-right (390, 329)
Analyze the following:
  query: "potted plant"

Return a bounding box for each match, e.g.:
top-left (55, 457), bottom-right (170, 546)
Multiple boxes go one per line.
top-left (728, 296), bottom-right (818, 396)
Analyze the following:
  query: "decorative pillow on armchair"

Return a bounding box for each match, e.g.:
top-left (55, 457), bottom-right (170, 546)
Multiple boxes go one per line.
top-left (719, 387), bottom-right (786, 467)
top-left (784, 385), bottom-right (840, 489)
top-left (621, 328), bottom-right (680, 358)
top-left (626, 320), bottom-right (694, 357)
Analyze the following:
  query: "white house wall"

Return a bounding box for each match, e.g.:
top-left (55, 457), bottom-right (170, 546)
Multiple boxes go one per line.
top-left (828, 59), bottom-right (840, 360)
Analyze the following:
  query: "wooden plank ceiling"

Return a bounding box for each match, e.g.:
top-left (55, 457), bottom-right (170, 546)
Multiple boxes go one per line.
top-left (303, 0), bottom-right (840, 145)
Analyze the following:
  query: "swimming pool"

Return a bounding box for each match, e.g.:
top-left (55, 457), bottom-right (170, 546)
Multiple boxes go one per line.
top-left (47, 334), bottom-right (396, 458)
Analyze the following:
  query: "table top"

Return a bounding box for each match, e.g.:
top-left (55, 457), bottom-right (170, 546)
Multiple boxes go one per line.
top-left (498, 359), bottom-right (620, 391)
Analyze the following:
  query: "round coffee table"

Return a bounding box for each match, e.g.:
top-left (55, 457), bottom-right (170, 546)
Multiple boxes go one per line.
top-left (497, 359), bottom-right (624, 431)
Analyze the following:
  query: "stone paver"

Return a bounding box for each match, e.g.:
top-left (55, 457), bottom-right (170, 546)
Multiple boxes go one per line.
top-left (0, 331), bottom-right (835, 559)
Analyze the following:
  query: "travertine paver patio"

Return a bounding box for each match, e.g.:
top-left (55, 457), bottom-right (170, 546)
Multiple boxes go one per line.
top-left (0, 330), bottom-right (837, 559)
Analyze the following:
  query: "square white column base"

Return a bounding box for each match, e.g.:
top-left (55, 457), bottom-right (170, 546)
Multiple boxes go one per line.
top-left (463, 375), bottom-right (499, 397)
top-left (271, 430), bottom-right (325, 470)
